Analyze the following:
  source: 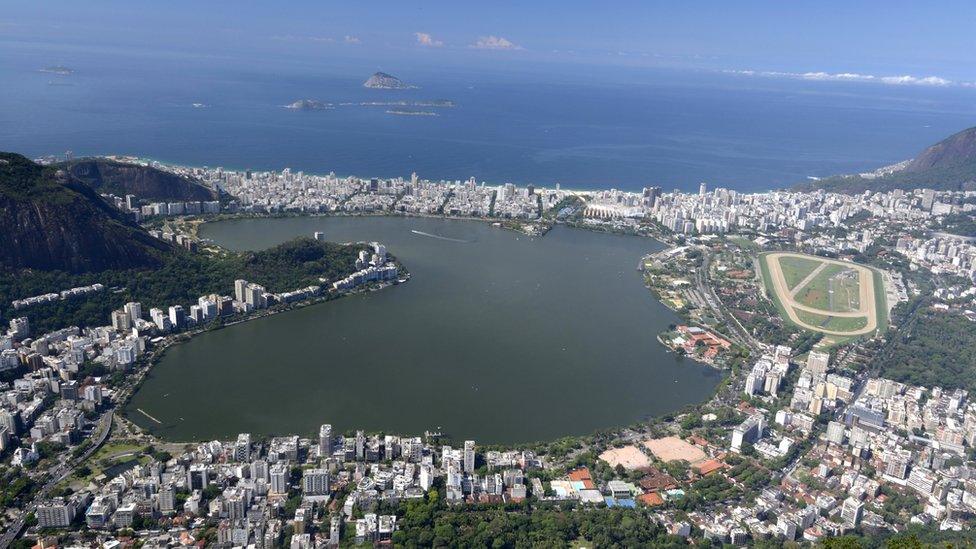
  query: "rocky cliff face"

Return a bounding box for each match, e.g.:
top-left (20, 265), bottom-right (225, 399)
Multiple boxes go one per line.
top-left (0, 152), bottom-right (171, 273)
top-left (64, 158), bottom-right (216, 202)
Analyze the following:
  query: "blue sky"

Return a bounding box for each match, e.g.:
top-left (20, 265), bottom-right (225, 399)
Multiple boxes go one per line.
top-left (2, 1), bottom-right (975, 81)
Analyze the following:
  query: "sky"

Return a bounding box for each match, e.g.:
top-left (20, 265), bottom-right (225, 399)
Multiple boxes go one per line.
top-left (2, 1), bottom-right (975, 83)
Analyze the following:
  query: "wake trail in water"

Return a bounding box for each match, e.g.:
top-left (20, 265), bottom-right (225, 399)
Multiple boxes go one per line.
top-left (410, 230), bottom-right (469, 243)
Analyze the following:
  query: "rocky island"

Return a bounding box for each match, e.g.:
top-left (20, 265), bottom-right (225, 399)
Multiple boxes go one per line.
top-left (363, 71), bottom-right (414, 89)
top-left (284, 99), bottom-right (334, 111)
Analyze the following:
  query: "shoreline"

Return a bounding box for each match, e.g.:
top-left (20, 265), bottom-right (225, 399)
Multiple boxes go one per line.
top-left (178, 208), bottom-right (674, 243)
top-left (100, 154), bottom-right (685, 197)
top-left (121, 213), bottom-right (720, 448)
top-left (119, 262), bottom-right (409, 436)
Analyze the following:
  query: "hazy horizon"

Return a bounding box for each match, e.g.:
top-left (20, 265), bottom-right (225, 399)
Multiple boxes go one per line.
top-left (2, 1), bottom-right (975, 83)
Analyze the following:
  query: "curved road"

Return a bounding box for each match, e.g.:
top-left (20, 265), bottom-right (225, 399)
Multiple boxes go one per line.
top-left (0, 411), bottom-right (114, 549)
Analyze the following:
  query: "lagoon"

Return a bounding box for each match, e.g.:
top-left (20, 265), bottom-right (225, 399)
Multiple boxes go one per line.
top-left (124, 216), bottom-right (721, 443)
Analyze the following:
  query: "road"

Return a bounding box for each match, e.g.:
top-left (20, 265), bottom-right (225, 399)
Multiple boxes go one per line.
top-left (696, 250), bottom-right (765, 353)
top-left (0, 411), bottom-right (114, 549)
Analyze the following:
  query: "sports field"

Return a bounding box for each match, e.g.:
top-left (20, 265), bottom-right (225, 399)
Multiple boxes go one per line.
top-left (760, 252), bottom-right (885, 337)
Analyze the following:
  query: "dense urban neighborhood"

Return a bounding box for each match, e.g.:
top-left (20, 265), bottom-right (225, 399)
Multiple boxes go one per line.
top-left (3, 152), bottom-right (976, 548)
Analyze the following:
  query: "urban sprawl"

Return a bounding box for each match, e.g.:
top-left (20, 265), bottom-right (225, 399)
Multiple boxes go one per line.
top-left (4, 156), bottom-right (976, 547)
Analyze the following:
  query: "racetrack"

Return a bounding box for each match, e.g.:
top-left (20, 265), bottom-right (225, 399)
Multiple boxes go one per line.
top-left (763, 252), bottom-right (880, 336)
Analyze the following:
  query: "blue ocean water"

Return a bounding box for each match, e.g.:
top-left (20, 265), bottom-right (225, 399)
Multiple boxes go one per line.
top-left (1, 42), bottom-right (974, 192)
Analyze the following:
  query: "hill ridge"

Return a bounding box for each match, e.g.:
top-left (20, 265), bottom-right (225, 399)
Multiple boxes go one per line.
top-left (0, 152), bottom-right (171, 273)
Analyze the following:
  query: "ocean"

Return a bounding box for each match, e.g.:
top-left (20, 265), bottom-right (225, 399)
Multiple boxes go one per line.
top-left (1, 41), bottom-right (974, 192)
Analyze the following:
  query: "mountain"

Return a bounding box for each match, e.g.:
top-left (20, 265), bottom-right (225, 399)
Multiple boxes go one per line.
top-left (0, 152), bottom-right (171, 273)
top-left (795, 126), bottom-right (976, 193)
top-left (905, 126), bottom-right (976, 173)
top-left (363, 72), bottom-right (412, 89)
top-left (62, 158), bottom-right (217, 202)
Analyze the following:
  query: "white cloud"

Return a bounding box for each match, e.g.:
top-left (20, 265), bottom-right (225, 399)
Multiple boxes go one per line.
top-left (344, 35), bottom-right (361, 44)
top-left (415, 32), bottom-right (443, 47)
top-left (471, 35), bottom-right (522, 51)
top-left (879, 75), bottom-right (952, 86)
top-left (726, 69), bottom-right (964, 87)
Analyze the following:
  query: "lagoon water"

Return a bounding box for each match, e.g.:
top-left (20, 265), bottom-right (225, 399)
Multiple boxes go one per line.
top-left (124, 216), bottom-right (722, 443)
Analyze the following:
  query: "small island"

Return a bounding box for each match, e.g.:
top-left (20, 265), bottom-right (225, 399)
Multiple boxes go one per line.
top-left (363, 71), bottom-right (415, 89)
top-left (386, 110), bottom-right (439, 117)
top-left (39, 65), bottom-right (73, 75)
top-left (284, 99), bottom-right (334, 111)
top-left (342, 100), bottom-right (455, 108)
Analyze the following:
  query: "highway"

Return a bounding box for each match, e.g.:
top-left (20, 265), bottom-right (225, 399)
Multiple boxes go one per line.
top-left (696, 250), bottom-right (766, 354)
top-left (0, 411), bottom-right (113, 549)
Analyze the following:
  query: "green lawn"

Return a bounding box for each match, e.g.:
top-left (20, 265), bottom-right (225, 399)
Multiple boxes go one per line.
top-left (778, 256), bottom-right (823, 290)
top-left (727, 236), bottom-right (760, 252)
top-left (872, 268), bottom-right (889, 332)
top-left (795, 308), bottom-right (830, 327)
top-left (91, 442), bottom-right (144, 461)
top-left (76, 442), bottom-right (149, 481)
top-left (794, 264), bottom-right (859, 312)
top-left (822, 315), bottom-right (868, 332)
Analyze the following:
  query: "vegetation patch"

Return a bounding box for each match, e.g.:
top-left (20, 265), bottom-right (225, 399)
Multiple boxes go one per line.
top-left (871, 305), bottom-right (976, 392)
top-left (777, 256), bottom-right (822, 290)
top-left (0, 237), bottom-right (368, 334)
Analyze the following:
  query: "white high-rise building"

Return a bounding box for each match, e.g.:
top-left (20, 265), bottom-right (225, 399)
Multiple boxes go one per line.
top-left (840, 497), bottom-right (864, 526)
top-left (198, 297), bottom-right (218, 320)
top-left (373, 242), bottom-right (387, 263)
top-left (37, 498), bottom-right (76, 528)
top-left (235, 433), bottom-right (251, 461)
top-left (355, 431), bottom-right (365, 460)
top-left (419, 464), bottom-right (434, 490)
top-left (234, 279), bottom-right (248, 303)
top-left (111, 310), bottom-right (132, 333)
top-left (251, 459), bottom-right (269, 482)
top-left (463, 440), bottom-right (476, 473)
top-left (124, 302), bottom-right (143, 324)
top-left (302, 468), bottom-right (329, 496)
top-left (826, 421), bottom-right (846, 445)
top-left (244, 284), bottom-right (266, 309)
top-left (806, 351), bottom-right (830, 375)
top-left (270, 463), bottom-right (289, 495)
top-left (319, 424), bottom-right (333, 457)
top-left (168, 305), bottom-right (186, 330)
top-left (84, 385), bottom-right (103, 405)
top-left (9, 317), bottom-right (30, 340)
top-left (150, 308), bottom-right (169, 331)
top-left (159, 485), bottom-right (176, 514)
